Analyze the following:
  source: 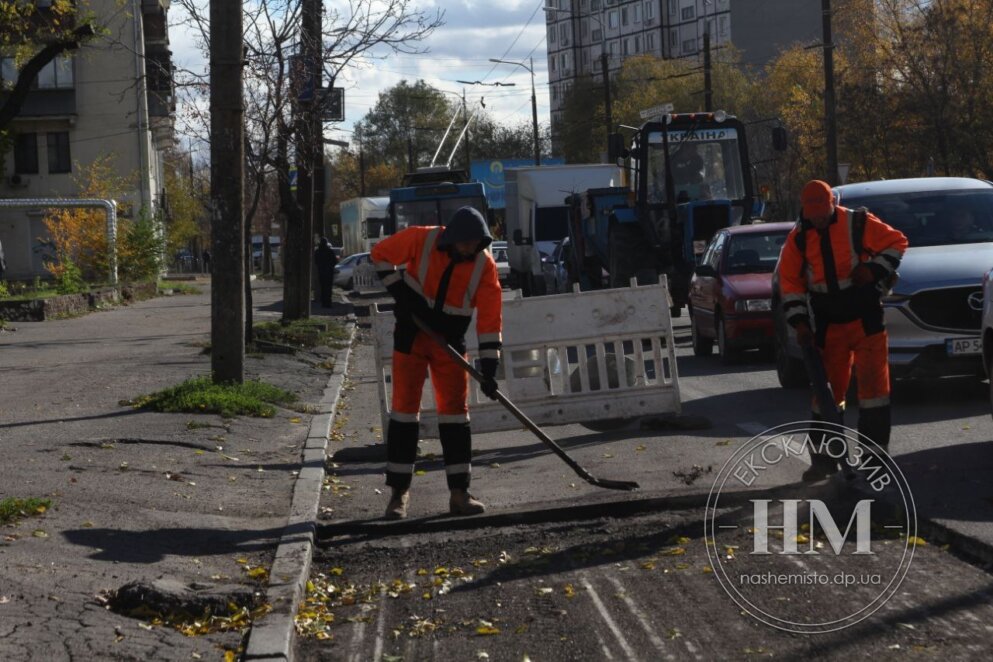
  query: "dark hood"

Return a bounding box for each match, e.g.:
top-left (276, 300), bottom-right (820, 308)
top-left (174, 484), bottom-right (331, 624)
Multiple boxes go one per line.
top-left (438, 206), bottom-right (492, 252)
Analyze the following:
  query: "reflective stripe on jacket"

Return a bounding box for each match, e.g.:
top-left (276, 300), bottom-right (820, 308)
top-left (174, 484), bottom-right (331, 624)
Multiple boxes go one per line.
top-left (371, 226), bottom-right (503, 355)
top-left (777, 206), bottom-right (908, 329)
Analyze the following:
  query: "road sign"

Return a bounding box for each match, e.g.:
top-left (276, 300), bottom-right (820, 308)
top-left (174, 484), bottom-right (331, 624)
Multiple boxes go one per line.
top-left (289, 166), bottom-right (298, 193)
top-left (640, 103), bottom-right (674, 120)
top-left (320, 87), bottom-right (344, 122)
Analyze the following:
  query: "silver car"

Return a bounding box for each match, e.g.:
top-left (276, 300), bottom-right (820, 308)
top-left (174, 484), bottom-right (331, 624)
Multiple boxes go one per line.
top-left (775, 177), bottom-right (993, 386)
top-left (333, 252), bottom-right (371, 290)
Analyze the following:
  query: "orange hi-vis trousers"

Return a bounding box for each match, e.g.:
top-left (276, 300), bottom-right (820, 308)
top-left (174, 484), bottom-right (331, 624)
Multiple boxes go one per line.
top-left (810, 321), bottom-right (891, 469)
top-left (385, 333), bottom-right (472, 491)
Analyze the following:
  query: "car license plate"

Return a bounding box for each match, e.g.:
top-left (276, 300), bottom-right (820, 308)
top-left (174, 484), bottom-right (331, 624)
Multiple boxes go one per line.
top-left (946, 338), bottom-right (982, 356)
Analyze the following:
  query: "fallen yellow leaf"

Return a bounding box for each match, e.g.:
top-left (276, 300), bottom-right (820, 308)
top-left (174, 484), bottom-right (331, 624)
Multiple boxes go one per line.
top-left (907, 536), bottom-right (927, 546)
top-left (564, 584), bottom-right (576, 598)
top-left (660, 547), bottom-right (685, 556)
top-left (290, 417), bottom-right (302, 424)
top-left (476, 625), bottom-right (500, 636)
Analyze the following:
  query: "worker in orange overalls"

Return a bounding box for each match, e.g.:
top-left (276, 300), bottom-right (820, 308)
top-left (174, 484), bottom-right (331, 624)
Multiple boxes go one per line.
top-left (372, 207), bottom-right (502, 519)
top-left (777, 180), bottom-right (908, 482)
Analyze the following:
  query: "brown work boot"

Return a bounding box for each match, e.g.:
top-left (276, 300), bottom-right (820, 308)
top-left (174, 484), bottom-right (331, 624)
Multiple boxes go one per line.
top-left (384, 489), bottom-right (409, 520)
top-left (449, 489), bottom-right (485, 516)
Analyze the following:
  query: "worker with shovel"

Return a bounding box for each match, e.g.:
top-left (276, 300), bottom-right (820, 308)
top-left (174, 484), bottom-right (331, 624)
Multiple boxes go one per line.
top-left (777, 180), bottom-right (907, 482)
top-left (371, 207), bottom-right (503, 519)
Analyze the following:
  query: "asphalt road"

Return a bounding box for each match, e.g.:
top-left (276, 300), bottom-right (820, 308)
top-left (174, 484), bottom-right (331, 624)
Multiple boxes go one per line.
top-left (298, 308), bottom-right (993, 660)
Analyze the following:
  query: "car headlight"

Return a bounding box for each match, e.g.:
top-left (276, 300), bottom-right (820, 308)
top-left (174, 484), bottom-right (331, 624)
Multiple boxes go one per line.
top-left (735, 299), bottom-right (772, 312)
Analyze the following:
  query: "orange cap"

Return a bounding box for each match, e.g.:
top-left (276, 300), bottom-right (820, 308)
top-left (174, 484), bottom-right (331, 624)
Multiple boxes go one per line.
top-left (800, 180), bottom-right (835, 218)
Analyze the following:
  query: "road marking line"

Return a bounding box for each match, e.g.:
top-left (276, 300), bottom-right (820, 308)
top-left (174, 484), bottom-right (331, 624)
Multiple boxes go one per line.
top-left (580, 573), bottom-right (640, 662)
top-left (604, 573), bottom-right (674, 660)
top-left (372, 592), bottom-right (388, 662)
top-left (347, 619), bottom-right (367, 662)
top-left (590, 622), bottom-right (617, 660)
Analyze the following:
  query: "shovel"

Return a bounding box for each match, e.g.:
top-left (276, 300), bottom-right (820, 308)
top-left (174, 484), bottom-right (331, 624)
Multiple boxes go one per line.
top-left (800, 343), bottom-right (856, 480)
top-left (412, 317), bottom-right (640, 491)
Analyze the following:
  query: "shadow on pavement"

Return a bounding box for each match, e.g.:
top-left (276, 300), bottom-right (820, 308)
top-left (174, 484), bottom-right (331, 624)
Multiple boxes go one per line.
top-left (0, 408), bottom-right (143, 430)
top-left (896, 440), bottom-right (993, 524)
top-left (63, 524), bottom-right (289, 563)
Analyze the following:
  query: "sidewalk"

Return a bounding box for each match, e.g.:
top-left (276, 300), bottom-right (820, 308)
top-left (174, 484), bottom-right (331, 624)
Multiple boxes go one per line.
top-left (0, 279), bottom-right (353, 662)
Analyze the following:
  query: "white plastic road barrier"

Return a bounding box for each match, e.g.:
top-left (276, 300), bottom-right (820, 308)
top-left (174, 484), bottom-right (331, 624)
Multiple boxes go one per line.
top-left (371, 280), bottom-right (681, 437)
top-left (352, 262), bottom-right (386, 294)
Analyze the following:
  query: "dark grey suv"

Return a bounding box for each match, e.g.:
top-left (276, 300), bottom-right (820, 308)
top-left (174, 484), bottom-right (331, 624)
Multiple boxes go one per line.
top-left (774, 177), bottom-right (993, 387)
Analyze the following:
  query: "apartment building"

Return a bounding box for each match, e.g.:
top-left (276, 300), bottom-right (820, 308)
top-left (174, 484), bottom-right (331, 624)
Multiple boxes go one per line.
top-left (0, 0), bottom-right (175, 280)
top-left (545, 0), bottom-right (830, 140)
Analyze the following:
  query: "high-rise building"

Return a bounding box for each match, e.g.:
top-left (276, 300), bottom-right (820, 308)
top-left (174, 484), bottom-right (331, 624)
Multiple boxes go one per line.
top-left (544, 0), bottom-right (830, 144)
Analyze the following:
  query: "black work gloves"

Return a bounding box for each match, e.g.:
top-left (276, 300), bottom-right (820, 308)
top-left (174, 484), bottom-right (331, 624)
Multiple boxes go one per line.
top-left (479, 358), bottom-right (499, 400)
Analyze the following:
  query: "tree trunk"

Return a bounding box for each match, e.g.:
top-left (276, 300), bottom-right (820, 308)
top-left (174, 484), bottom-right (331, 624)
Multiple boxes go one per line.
top-left (209, 0), bottom-right (245, 383)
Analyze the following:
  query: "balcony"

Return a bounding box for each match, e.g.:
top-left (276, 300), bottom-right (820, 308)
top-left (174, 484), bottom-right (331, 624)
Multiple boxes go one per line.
top-left (0, 88), bottom-right (76, 118)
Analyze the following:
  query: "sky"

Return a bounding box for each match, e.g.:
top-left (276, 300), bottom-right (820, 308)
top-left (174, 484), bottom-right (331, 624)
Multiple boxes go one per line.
top-left (168, 0), bottom-right (552, 146)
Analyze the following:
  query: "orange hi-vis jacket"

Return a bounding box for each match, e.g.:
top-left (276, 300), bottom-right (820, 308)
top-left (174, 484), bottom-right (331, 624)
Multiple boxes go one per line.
top-left (371, 226), bottom-right (503, 356)
top-left (778, 206), bottom-right (908, 332)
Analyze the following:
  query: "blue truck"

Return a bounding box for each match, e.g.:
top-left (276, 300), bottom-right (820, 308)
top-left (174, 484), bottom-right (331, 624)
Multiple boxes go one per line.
top-left (568, 111), bottom-right (786, 314)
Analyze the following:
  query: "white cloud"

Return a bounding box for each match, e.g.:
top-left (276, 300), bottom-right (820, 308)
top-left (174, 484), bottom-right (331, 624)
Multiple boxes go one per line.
top-left (168, 0), bottom-right (551, 143)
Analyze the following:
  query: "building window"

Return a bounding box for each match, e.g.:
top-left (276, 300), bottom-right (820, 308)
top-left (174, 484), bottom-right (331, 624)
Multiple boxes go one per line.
top-left (582, 49), bottom-right (589, 64)
top-left (37, 55), bottom-right (74, 89)
top-left (623, 39), bottom-right (630, 55)
top-left (551, 84), bottom-right (559, 102)
top-left (14, 133), bottom-right (39, 174)
top-left (561, 53), bottom-right (569, 71)
top-left (592, 28), bottom-right (603, 42)
top-left (1, 56), bottom-right (16, 90)
top-left (647, 32), bottom-right (655, 50)
top-left (47, 132), bottom-right (71, 174)
top-left (682, 37), bottom-right (697, 53)
top-left (621, 7), bottom-right (628, 26)
top-left (592, 0), bottom-right (601, 10)
top-left (720, 15), bottom-right (729, 37)
top-left (550, 57), bottom-right (557, 73)
top-left (609, 40), bottom-right (618, 56)
top-left (608, 9), bottom-right (618, 29)
top-left (634, 4), bottom-right (642, 23)
top-left (635, 36), bottom-right (642, 53)
top-left (670, 29), bottom-right (678, 49)
top-left (646, 2), bottom-right (655, 20)
top-left (682, 6), bottom-right (695, 21)
top-left (667, 0), bottom-right (676, 17)
top-left (582, 19), bottom-right (589, 37)
top-left (560, 23), bottom-right (568, 41)
top-left (549, 27), bottom-right (557, 44)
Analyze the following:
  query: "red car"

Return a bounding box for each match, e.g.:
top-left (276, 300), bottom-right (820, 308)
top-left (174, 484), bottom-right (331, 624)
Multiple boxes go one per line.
top-left (688, 222), bottom-right (794, 362)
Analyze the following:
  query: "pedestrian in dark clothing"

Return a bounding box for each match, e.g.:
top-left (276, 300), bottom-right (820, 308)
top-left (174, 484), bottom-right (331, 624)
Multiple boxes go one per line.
top-left (314, 236), bottom-right (338, 307)
top-left (202, 249), bottom-right (211, 274)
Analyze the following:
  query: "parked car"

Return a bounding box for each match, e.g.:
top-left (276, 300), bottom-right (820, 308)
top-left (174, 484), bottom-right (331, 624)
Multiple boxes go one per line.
top-left (983, 267), bottom-right (993, 412)
top-left (774, 177), bottom-right (993, 388)
top-left (490, 240), bottom-right (510, 288)
top-left (542, 237), bottom-right (573, 294)
top-left (689, 222), bottom-right (793, 362)
top-left (333, 252), bottom-right (371, 289)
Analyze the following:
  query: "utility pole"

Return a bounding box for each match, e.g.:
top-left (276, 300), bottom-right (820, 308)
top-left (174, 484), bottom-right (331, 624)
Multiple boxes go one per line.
top-left (529, 57), bottom-right (540, 166)
top-left (286, 0), bottom-right (322, 319)
top-left (601, 52), bottom-right (612, 137)
top-left (359, 139), bottom-right (366, 196)
top-left (703, 29), bottom-right (713, 112)
top-left (209, 0), bottom-right (245, 383)
top-left (822, 0), bottom-right (839, 186)
top-left (462, 89), bottom-right (472, 172)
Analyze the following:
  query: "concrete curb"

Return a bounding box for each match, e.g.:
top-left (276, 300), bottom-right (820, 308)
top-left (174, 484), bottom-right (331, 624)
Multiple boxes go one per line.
top-left (243, 320), bottom-right (356, 662)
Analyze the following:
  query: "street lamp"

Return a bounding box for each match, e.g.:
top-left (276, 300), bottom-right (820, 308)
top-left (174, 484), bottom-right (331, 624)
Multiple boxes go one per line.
top-left (489, 57), bottom-right (541, 166)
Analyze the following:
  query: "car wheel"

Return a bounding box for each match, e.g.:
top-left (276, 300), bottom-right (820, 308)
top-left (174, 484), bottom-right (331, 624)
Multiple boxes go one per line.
top-left (775, 341), bottom-right (809, 388)
top-left (345, 278), bottom-right (353, 290)
top-left (690, 307), bottom-right (714, 357)
top-left (716, 312), bottom-right (737, 364)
